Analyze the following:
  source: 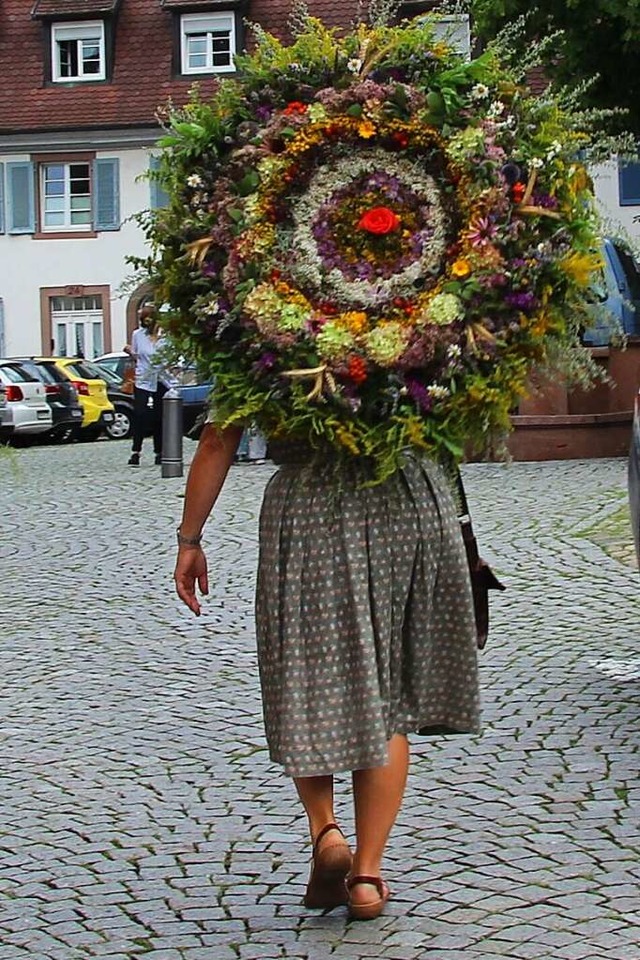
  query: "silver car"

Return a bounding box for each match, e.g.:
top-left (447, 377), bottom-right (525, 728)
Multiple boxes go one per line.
top-left (0, 361), bottom-right (52, 439)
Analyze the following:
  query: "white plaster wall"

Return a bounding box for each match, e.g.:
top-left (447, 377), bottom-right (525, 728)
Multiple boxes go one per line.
top-left (0, 147), bottom-right (153, 357)
top-left (592, 160), bottom-right (640, 243)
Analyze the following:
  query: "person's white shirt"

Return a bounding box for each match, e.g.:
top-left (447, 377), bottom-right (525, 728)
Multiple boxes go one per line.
top-left (131, 327), bottom-right (175, 391)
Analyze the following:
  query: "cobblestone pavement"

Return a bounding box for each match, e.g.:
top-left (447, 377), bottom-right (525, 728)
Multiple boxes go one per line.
top-left (1, 440), bottom-right (639, 960)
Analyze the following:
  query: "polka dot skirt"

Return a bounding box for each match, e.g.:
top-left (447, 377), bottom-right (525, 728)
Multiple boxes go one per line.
top-left (255, 450), bottom-right (481, 778)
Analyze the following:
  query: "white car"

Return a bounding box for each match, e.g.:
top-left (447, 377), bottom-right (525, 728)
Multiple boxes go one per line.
top-left (0, 384), bottom-right (8, 440)
top-left (0, 361), bottom-right (52, 438)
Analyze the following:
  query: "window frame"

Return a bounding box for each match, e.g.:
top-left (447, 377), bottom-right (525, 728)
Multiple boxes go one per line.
top-left (179, 11), bottom-right (237, 76)
top-left (51, 20), bottom-right (106, 83)
top-left (40, 284), bottom-right (112, 357)
top-left (618, 159), bottom-right (640, 207)
top-left (32, 152), bottom-right (97, 240)
top-left (40, 160), bottom-right (93, 234)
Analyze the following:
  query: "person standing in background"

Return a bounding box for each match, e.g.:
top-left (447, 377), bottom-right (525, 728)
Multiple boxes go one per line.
top-left (125, 305), bottom-right (172, 466)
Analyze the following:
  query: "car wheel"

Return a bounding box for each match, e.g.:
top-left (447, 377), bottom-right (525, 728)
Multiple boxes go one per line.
top-left (105, 406), bottom-right (133, 440)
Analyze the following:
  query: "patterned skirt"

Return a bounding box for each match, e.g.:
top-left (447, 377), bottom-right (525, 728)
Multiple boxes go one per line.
top-left (255, 449), bottom-right (480, 778)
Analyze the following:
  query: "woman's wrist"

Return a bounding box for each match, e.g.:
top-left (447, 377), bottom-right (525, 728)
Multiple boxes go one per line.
top-left (176, 526), bottom-right (203, 548)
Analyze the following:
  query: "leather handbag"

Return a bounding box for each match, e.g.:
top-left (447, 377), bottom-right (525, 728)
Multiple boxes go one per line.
top-left (455, 470), bottom-right (505, 650)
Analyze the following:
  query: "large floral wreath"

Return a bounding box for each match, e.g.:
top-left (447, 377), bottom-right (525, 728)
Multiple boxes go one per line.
top-left (140, 13), bottom-right (603, 481)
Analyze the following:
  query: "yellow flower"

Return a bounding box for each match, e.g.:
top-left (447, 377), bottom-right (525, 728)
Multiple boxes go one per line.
top-left (451, 258), bottom-right (471, 278)
top-left (560, 250), bottom-right (603, 287)
top-left (405, 418), bottom-right (429, 449)
top-left (358, 119), bottom-right (376, 139)
top-left (340, 311), bottom-right (369, 336)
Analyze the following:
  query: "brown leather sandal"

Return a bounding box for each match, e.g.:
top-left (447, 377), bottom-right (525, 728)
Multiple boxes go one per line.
top-left (303, 822), bottom-right (352, 909)
top-left (346, 874), bottom-right (391, 921)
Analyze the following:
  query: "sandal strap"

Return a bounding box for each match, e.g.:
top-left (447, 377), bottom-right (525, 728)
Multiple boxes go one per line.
top-left (312, 822), bottom-right (344, 855)
top-left (346, 874), bottom-right (385, 897)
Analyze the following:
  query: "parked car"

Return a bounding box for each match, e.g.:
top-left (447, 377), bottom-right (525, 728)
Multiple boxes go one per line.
top-left (68, 358), bottom-right (134, 440)
top-left (0, 360), bottom-right (53, 440)
top-left (10, 358), bottom-right (83, 442)
top-left (51, 357), bottom-right (115, 440)
top-left (583, 238), bottom-right (640, 345)
top-left (0, 385), bottom-right (9, 441)
top-left (93, 352), bottom-right (212, 437)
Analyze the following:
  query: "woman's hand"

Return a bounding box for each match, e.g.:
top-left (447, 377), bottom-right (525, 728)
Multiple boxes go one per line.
top-left (174, 545), bottom-right (209, 616)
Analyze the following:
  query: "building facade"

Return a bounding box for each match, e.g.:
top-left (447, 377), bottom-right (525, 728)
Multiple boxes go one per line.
top-left (0, 0), bottom-right (354, 358)
top-left (0, 0), bottom-right (637, 359)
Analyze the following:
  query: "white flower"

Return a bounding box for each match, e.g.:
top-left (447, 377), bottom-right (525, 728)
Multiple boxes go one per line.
top-left (187, 173), bottom-right (204, 188)
top-left (530, 157), bottom-right (544, 169)
top-left (447, 344), bottom-right (462, 359)
top-left (546, 140), bottom-right (563, 160)
top-left (347, 58), bottom-right (363, 74)
top-left (471, 83), bottom-right (489, 100)
top-left (487, 100), bottom-right (506, 118)
top-left (426, 384), bottom-right (451, 400)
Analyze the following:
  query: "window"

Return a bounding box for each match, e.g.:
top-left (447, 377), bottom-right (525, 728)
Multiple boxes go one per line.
top-left (619, 161), bottom-right (640, 206)
top-left (180, 12), bottom-right (236, 75)
top-left (52, 21), bottom-right (105, 82)
top-left (40, 285), bottom-right (112, 357)
top-left (4, 155), bottom-right (120, 236)
top-left (41, 162), bottom-right (92, 231)
top-left (51, 295), bottom-right (104, 358)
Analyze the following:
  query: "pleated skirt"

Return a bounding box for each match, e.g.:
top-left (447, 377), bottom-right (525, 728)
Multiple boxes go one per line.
top-left (255, 451), bottom-right (480, 778)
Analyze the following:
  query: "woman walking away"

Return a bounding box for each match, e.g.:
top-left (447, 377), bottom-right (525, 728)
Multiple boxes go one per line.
top-left (174, 425), bottom-right (480, 919)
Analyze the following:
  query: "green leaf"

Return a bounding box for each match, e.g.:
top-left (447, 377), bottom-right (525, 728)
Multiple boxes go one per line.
top-left (346, 103), bottom-right (364, 117)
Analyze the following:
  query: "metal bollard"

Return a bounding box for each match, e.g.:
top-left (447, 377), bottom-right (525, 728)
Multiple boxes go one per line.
top-left (161, 387), bottom-right (183, 478)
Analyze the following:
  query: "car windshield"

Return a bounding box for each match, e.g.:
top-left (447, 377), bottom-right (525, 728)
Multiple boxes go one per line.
top-left (0, 363), bottom-right (37, 383)
top-left (65, 360), bottom-right (122, 384)
top-left (37, 362), bottom-right (68, 383)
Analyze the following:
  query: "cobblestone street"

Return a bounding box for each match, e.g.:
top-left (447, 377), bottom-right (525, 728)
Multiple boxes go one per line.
top-left (1, 440), bottom-right (639, 960)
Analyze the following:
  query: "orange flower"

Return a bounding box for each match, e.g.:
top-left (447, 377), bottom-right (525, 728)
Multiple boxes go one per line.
top-left (451, 259), bottom-right (471, 278)
top-left (511, 182), bottom-right (526, 203)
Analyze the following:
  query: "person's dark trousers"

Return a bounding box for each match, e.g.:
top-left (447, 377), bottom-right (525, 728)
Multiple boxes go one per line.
top-left (131, 386), bottom-right (154, 454)
top-left (153, 382), bottom-right (168, 457)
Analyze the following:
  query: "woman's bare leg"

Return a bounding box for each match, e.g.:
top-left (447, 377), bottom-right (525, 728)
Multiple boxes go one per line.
top-left (293, 775), bottom-right (336, 842)
top-left (350, 734), bottom-right (409, 903)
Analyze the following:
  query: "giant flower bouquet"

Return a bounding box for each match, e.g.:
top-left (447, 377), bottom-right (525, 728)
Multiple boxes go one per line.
top-left (140, 12), bottom-right (603, 481)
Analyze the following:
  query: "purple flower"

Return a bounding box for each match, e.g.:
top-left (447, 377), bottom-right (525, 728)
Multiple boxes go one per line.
top-left (406, 378), bottom-right (433, 412)
top-left (505, 291), bottom-right (538, 311)
top-left (251, 352), bottom-right (278, 377)
top-left (532, 193), bottom-right (559, 209)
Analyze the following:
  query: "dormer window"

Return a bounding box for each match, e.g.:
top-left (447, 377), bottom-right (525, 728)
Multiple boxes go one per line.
top-left (180, 12), bottom-right (236, 75)
top-left (51, 21), bottom-right (106, 82)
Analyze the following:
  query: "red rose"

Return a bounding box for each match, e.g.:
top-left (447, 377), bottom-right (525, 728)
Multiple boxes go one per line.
top-left (358, 206), bottom-right (401, 235)
top-left (283, 101), bottom-right (308, 116)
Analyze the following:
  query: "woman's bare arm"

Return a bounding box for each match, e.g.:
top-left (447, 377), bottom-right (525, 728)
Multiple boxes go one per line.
top-left (174, 423), bottom-right (243, 615)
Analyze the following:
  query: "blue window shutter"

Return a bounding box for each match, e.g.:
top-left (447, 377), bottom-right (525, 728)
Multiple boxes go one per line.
top-left (619, 161), bottom-right (640, 206)
top-left (149, 155), bottom-right (170, 209)
top-left (0, 163), bottom-right (4, 234)
top-left (7, 161), bottom-right (35, 234)
top-left (93, 157), bottom-right (120, 230)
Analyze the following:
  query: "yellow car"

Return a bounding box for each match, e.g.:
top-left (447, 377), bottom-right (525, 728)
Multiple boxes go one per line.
top-left (50, 358), bottom-right (115, 438)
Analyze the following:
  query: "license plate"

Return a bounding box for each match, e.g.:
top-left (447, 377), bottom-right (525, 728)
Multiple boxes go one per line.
top-left (72, 410), bottom-right (83, 417)
top-left (37, 410), bottom-right (49, 419)
top-left (103, 413), bottom-right (114, 422)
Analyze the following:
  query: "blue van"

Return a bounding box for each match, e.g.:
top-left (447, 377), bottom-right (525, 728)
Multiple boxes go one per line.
top-left (583, 238), bottom-right (640, 345)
